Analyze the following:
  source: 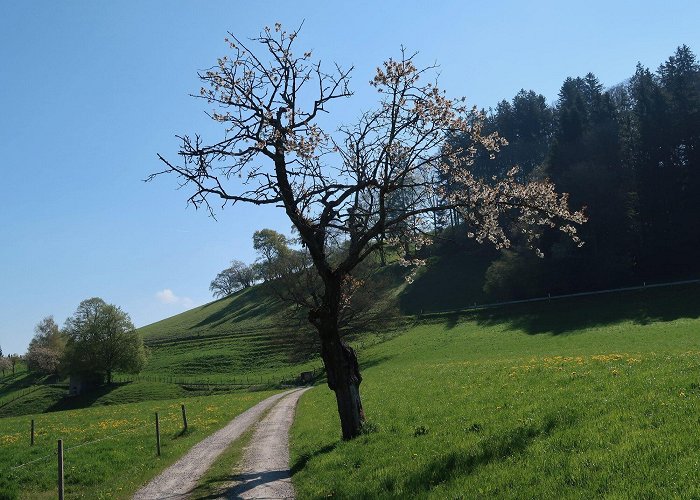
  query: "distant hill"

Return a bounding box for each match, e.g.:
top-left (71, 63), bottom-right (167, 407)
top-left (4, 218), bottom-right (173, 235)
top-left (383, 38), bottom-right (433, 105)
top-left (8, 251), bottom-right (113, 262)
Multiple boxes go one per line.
top-left (138, 283), bottom-right (313, 382)
top-left (134, 249), bottom-right (497, 381)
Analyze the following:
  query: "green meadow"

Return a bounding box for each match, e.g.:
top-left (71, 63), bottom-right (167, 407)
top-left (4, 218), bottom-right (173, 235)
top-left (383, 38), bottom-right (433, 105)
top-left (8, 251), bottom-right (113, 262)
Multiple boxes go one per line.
top-left (2, 258), bottom-right (699, 498)
top-left (291, 284), bottom-right (700, 498)
top-left (136, 283), bottom-right (322, 383)
top-left (0, 390), bottom-right (277, 499)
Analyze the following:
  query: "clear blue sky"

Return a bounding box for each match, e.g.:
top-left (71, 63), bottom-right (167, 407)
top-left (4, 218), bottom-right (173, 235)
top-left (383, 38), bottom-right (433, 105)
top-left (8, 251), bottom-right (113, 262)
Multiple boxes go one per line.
top-left (1, 0), bottom-right (698, 355)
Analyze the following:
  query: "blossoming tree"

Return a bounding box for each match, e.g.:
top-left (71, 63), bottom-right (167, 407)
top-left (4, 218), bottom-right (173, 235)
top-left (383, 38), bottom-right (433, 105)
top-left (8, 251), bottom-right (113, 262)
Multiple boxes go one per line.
top-left (151, 25), bottom-right (586, 439)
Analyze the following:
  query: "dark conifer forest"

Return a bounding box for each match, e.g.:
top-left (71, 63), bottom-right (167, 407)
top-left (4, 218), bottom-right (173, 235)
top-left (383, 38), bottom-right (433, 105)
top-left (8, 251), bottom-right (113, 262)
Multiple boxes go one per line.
top-left (437, 45), bottom-right (700, 300)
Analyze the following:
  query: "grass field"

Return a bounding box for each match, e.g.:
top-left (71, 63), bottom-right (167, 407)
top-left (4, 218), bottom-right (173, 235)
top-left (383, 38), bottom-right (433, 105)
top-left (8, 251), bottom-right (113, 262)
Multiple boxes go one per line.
top-left (3, 255), bottom-right (698, 497)
top-left (133, 252), bottom-right (490, 384)
top-left (290, 284), bottom-right (700, 498)
top-left (136, 283), bottom-right (323, 383)
top-left (0, 390), bottom-right (278, 499)
top-left (0, 284), bottom-right (323, 420)
top-left (0, 374), bottom-right (288, 419)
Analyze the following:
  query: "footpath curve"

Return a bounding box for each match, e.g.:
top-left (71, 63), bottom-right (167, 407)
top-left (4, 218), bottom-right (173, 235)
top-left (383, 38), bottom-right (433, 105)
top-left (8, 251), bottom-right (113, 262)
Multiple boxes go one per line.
top-left (217, 387), bottom-right (310, 499)
top-left (133, 388), bottom-right (307, 500)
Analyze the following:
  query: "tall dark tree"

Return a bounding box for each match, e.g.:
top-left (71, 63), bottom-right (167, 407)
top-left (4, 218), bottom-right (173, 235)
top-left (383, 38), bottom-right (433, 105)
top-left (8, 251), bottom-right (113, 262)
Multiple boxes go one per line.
top-left (629, 47), bottom-right (700, 277)
top-left (457, 90), bottom-right (555, 183)
top-left (656, 46), bottom-right (700, 274)
top-left (628, 63), bottom-right (672, 274)
top-left (532, 73), bottom-right (634, 292)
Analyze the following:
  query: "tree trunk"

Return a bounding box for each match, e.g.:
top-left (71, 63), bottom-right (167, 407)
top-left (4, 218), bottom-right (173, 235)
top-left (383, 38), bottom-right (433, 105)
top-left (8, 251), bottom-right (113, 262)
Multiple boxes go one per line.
top-left (319, 326), bottom-right (365, 440)
top-left (307, 269), bottom-right (365, 439)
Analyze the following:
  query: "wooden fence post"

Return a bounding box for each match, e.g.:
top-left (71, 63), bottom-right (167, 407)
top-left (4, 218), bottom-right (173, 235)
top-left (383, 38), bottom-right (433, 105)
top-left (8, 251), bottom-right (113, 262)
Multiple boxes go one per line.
top-left (30, 419), bottom-right (34, 446)
top-left (181, 404), bottom-right (188, 431)
top-left (58, 439), bottom-right (64, 500)
top-left (155, 412), bottom-right (161, 456)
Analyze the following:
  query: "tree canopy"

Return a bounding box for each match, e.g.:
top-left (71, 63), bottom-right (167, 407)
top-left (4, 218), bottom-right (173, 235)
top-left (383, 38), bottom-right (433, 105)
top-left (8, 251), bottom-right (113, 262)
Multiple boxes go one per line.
top-left (63, 298), bottom-right (146, 383)
top-left (152, 24), bottom-right (585, 439)
top-left (25, 316), bottom-right (66, 375)
top-left (210, 259), bottom-right (258, 298)
top-left (477, 44), bottom-right (700, 298)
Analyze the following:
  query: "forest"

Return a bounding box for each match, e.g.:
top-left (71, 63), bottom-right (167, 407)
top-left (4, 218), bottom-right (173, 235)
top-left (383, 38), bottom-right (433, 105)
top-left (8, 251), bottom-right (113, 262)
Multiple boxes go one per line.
top-left (431, 44), bottom-right (700, 299)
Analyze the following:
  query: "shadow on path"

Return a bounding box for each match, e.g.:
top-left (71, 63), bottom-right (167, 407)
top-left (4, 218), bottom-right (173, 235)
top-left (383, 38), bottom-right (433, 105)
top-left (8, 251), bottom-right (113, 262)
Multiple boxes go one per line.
top-left (225, 470), bottom-right (291, 499)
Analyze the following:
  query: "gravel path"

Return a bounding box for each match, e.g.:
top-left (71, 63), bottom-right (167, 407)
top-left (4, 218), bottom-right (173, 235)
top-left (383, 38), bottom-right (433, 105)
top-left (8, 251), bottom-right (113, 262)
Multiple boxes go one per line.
top-left (216, 387), bottom-right (310, 499)
top-left (133, 389), bottom-right (302, 500)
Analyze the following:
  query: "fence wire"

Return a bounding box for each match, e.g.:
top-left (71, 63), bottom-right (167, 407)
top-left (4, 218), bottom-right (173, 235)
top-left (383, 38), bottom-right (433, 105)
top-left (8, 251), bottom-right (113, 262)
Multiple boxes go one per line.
top-left (5, 411), bottom-right (169, 474)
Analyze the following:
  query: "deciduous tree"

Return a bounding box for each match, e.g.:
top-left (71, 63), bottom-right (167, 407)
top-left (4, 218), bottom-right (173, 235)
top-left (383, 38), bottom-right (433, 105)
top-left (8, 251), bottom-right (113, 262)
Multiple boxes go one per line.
top-left (0, 356), bottom-right (9, 376)
top-left (25, 316), bottom-right (66, 375)
top-left (63, 298), bottom-right (146, 384)
top-left (8, 355), bottom-right (19, 376)
top-left (210, 259), bottom-right (258, 297)
top-left (252, 229), bottom-right (308, 281)
top-left (151, 25), bottom-right (585, 439)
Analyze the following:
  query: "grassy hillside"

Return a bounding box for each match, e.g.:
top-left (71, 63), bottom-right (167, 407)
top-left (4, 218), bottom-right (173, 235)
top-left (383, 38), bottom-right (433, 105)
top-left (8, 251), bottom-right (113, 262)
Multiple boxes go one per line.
top-left (3, 253), bottom-right (698, 497)
top-left (137, 283), bottom-right (322, 382)
top-left (134, 251), bottom-right (494, 383)
top-left (0, 390), bottom-right (278, 499)
top-left (290, 283), bottom-right (700, 498)
top-left (399, 247), bottom-right (494, 314)
top-left (0, 366), bottom-right (59, 418)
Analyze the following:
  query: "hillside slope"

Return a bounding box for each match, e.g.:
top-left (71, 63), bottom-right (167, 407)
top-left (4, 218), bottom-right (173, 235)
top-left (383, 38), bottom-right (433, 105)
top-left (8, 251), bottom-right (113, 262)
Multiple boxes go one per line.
top-left (135, 250), bottom-right (496, 380)
top-left (291, 282), bottom-right (700, 498)
top-left (138, 283), bottom-right (312, 381)
top-left (136, 248), bottom-right (693, 383)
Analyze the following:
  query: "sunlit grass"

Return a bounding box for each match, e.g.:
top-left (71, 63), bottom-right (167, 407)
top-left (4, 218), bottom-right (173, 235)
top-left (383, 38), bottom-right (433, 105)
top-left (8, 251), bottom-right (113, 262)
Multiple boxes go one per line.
top-left (291, 286), bottom-right (700, 498)
top-left (136, 285), bottom-right (323, 383)
top-left (0, 390), bottom-right (278, 499)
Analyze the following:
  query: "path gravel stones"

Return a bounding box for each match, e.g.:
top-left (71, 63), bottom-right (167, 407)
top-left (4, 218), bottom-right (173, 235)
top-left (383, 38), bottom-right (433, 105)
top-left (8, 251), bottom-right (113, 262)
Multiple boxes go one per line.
top-left (217, 387), bottom-right (310, 499)
top-left (133, 388), bottom-right (307, 500)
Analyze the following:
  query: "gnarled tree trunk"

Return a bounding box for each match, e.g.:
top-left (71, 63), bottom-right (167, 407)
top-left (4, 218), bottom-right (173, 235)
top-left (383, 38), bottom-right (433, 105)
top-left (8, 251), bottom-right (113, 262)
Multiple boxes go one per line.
top-left (311, 277), bottom-right (365, 440)
top-left (320, 332), bottom-right (364, 440)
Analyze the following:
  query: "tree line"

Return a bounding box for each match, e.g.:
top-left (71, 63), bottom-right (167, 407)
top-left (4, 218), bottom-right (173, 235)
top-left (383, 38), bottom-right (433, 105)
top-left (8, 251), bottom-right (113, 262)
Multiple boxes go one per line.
top-left (209, 229), bottom-right (308, 297)
top-left (441, 45), bottom-right (699, 299)
top-left (211, 44), bottom-right (699, 305)
top-left (0, 345), bottom-right (20, 377)
top-left (21, 298), bottom-right (146, 385)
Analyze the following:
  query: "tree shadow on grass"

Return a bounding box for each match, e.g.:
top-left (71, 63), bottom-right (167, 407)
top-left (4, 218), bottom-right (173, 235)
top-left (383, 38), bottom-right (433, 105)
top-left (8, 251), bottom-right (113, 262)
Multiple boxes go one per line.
top-left (434, 283), bottom-right (700, 336)
top-left (359, 354), bottom-right (394, 372)
top-left (192, 285), bottom-right (288, 331)
top-left (290, 442), bottom-right (339, 475)
top-left (46, 382), bottom-right (130, 412)
top-left (399, 249), bottom-right (495, 316)
top-left (398, 412), bottom-right (569, 495)
top-left (0, 372), bottom-right (46, 399)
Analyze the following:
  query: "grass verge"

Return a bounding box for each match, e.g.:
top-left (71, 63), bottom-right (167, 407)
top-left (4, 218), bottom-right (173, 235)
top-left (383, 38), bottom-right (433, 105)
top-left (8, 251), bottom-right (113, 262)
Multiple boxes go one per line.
top-left (0, 390), bottom-right (279, 499)
top-left (290, 286), bottom-right (700, 498)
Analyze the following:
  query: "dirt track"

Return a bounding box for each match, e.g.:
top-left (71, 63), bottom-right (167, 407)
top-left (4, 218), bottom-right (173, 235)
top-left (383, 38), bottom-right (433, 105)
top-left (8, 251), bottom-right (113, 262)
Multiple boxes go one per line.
top-left (217, 387), bottom-right (310, 499)
top-left (132, 388), bottom-right (306, 500)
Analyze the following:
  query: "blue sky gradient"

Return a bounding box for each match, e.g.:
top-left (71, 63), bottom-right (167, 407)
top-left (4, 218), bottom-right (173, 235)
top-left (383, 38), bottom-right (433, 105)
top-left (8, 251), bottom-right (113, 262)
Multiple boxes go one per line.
top-left (2, 0), bottom-right (699, 354)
